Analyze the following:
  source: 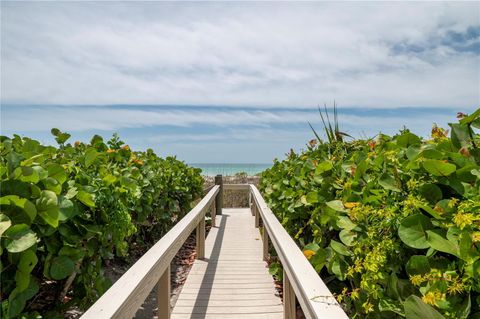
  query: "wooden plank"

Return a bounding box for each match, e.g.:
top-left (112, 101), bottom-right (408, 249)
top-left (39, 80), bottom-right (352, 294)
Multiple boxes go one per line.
top-left (175, 299), bottom-right (281, 307)
top-left (172, 314), bottom-right (282, 319)
top-left (176, 293), bottom-right (280, 301)
top-left (173, 305), bottom-right (283, 314)
top-left (80, 186), bottom-right (220, 319)
top-left (172, 209), bottom-right (282, 319)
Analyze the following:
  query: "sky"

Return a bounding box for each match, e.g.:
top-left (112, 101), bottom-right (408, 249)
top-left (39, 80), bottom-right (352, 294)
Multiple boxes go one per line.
top-left (1, 1), bottom-right (479, 163)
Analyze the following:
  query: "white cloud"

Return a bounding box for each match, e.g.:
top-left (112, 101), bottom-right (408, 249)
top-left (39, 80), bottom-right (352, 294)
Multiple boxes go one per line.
top-left (1, 2), bottom-right (479, 108)
top-left (1, 105), bottom-right (456, 138)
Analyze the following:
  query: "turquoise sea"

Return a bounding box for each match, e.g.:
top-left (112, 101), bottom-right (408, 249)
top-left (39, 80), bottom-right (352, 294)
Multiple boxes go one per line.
top-left (190, 163), bottom-right (271, 176)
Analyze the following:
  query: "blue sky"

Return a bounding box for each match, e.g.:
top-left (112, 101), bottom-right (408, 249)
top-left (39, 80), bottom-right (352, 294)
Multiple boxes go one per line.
top-left (1, 2), bottom-right (479, 163)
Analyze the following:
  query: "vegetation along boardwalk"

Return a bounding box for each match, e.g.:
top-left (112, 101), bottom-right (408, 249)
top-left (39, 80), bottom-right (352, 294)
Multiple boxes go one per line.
top-left (81, 181), bottom-right (348, 319)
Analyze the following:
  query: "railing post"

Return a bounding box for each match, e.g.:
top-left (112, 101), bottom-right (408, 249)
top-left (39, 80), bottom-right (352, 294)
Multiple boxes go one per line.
top-left (262, 226), bottom-right (269, 261)
top-left (211, 202), bottom-right (216, 227)
top-left (251, 199), bottom-right (255, 216)
top-left (196, 214), bottom-right (205, 259)
top-left (283, 269), bottom-right (296, 319)
top-left (255, 204), bottom-right (260, 228)
top-left (215, 174), bottom-right (223, 215)
top-left (157, 265), bottom-right (171, 319)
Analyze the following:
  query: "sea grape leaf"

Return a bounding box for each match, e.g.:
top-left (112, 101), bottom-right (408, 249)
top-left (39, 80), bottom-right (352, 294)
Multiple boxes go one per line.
top-left (459, 108), bottom-right (480, 125)
top-left (379, 173), bottom-right (401, 192)
top-left (8, 280), bottom-right (39, 318)
top-left (339, 229), bottom-right (357, 246)
top-left (76, 190), bottom-right (95, 208)
top-left (13, 167), bottom-right (39, 183)
top-left (84, 148), bottom-right (99, 168)
top-left (426, 231), bottom-right (460, 257)
top-left (330, 239), bottom-right (352, 256)
top-left (102, 174), bottom-right (117, 185)
top-left (310, 248), bottom-right (327, 272)
top-left (0, 196), bottom-right (37, 223)
top-left (397, 132), bottom-right (421, 148)
top-left (406, 255), bottom-right (430, 276)
top-left (423, 160), bottom-right (456, 177)
top-left (35, 190), bottom-right (58, 211)
top-left (50, 255), bottom-right (75, 280)
top-left (38, 206), bottom-right (59, 228)
top-left (336, 216), bottom-right (356, 230)
top-left (419, 184), bottom-right (442, 204)
top-left (120, 176), bottom-right (136, 190)
top-left (58, 196), bottom-right (76, 221)
top-left (47, 163), bottom-right (67, 184)
top-left (449, 123), bottom-right (471, 149)
top-left (4, 224), bottom-right (37, 253)
top-left (305, 191), bottom-right (318, 204)
top-left (404, 295), bottom-right (445, 319)
top-left (51, 128), bottom-right (71, 144)
top-left (326, 200), bottom-right (346, 212)
top-left (315, 161), bottom-right (333, 175)
top-left (44, 177), bottom-right (62, 195)
top-left (0, 214), bottom-right (12, 236)
top-left (398, 214), bottom-right (432, 249)
top-left (1, 180), bottom-right (31, 198)
top-left (18, 250), bottom-right (38, 274)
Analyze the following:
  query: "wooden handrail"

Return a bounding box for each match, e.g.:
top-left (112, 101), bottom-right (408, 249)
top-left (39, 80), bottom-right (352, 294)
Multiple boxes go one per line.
top-left (250, 185), bottom-right (348, 319)
top-left (81, 185), bottom-right (220, 319)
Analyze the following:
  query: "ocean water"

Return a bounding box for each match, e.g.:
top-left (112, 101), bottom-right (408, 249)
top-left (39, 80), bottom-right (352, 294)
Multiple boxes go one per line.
top-left (190, 163), bottom-right (271, 176)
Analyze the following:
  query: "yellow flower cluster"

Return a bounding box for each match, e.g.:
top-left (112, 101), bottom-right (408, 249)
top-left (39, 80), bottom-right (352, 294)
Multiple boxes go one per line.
top-left (410, 269), bottom-right (466, 296)
top-left (422, 291), bottom-right (444, 306)
top-left (453, 212), bottom-right (476, 229)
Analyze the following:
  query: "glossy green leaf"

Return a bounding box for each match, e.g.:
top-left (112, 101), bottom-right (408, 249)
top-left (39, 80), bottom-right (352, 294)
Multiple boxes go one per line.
top-left (3, 224), bottom-right (37, 253)
top-left (0, 213), bottom-right (12, 236)
top-left (330, 239), bottom-right (352, 256)
top-left (76, 190), bottom-right (95, 208)
top-left (379, 173), bottom-right (401, 192)
top-left (47, 163), bottom-right (67, 184)
top-left (404, 295), bottom-right (445, 319)
top-left (398, 214), bottom-right (432, 249)
top-left (50, 255), bottom-right (75, 280)
top-left (0, 196), bottom-right (37, 223)
top-left (326, 200), bottom-right (346, 212)
top-left (426, 231), bottom-right (459, 257)
top-left (423, 160), bottom-right (456, 176)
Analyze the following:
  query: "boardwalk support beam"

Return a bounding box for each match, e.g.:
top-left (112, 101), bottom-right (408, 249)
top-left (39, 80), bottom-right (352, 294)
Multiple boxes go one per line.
top-left (263, 226), bottom-right (269, 261)
top-left (196, 214), bottom-right (205, 259)
top-left (283, 270), bottom-right (296, 319)
top-left (157, 265), bottom-right (171, 319)
top-left (215, 174), bottom-right (223, 215)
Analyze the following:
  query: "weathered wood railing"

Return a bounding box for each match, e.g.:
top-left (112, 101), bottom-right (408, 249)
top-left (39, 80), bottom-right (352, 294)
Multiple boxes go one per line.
top-left (81, 175), bottom-right (348, 319)
top-left (250, 184), bottom-right (348, 319)
top-left (81, 185), bottom-right (220, 319)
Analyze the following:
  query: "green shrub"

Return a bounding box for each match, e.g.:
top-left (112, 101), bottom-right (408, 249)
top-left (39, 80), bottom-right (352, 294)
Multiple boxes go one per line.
top-left (0, 129), bottom-right (203, 317)
top-left (260, 109), bottom-right (480, 318)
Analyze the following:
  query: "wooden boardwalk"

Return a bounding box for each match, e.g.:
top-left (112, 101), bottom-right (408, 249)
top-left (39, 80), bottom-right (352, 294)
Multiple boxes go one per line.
top-left (171, 208), bottom-right (283, 319)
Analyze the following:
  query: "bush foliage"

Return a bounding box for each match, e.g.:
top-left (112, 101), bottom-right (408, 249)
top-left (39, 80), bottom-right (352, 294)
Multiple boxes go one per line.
top-left (260, 109), bottom-right (480, 318)
top-left (0, 129), bottom-right (203, 318)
